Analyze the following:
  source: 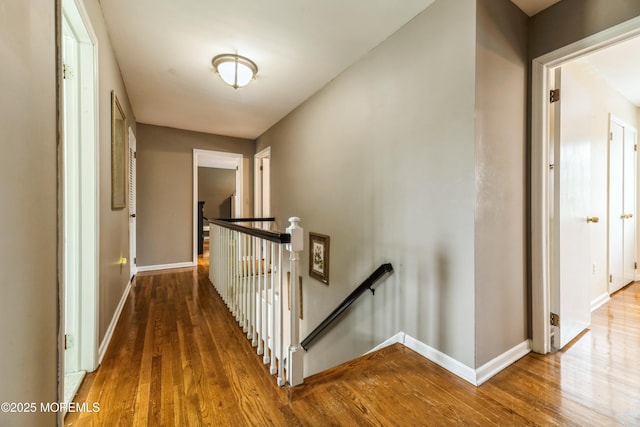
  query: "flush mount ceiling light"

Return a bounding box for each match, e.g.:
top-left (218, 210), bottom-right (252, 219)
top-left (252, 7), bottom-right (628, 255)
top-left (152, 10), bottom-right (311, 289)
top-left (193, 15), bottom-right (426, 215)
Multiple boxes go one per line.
top-left (212, 53), bottom-right (258, 89)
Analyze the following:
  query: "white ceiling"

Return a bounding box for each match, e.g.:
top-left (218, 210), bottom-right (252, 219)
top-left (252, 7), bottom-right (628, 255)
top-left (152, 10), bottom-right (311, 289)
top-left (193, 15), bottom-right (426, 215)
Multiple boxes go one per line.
top-left (99, 0), bottom-right (437, 139)
top-left (577, 36), bottom-right (640, 106)
top-left (100, 0), bottom-right (639, 141)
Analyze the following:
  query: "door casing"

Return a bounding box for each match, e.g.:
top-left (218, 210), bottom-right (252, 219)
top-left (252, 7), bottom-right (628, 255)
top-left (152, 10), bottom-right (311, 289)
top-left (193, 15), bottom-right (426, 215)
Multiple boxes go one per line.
top-left (254, 147), bottom-right (271, 219)
top-left (59, 0), bottom-right (100, 416)
top-left (531, 16), bottom-right (640, 354)
top-left (192, 149), bottom-right (244, 264)
top-left (129, 126), bottom-right (137, 279)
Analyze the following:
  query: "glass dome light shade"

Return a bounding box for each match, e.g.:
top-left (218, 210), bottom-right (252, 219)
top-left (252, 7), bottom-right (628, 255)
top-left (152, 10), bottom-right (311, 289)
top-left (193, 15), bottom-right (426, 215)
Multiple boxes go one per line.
top-left (212, 54), bottom-right (258, 89)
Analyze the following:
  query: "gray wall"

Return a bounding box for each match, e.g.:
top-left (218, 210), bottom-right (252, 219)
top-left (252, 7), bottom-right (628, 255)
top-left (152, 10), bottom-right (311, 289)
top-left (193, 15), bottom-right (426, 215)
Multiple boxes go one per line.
top-left (81, 0), bottom-right (137, 345)
top-left (0, 1), bottom-right (137, 423)
top-left (198, 168), bottom-right (236, 219)
top-left (257, 0), bottom-right (478, 374)
top-left (474, 0), bottom-right (528, 366)
top-left (530, 0), bottom-right (640, 59)
top-left (136, 124), bottom-right (255, 267)
top-left (0, 2), bottom-right (58, 425)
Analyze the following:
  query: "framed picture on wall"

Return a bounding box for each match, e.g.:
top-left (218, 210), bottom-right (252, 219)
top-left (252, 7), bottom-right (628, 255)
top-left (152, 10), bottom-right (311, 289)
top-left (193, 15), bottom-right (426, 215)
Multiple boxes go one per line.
top-left (309, 232), bottom-right (330, 285)
top-left (111, 91), bottom-right (127, 209)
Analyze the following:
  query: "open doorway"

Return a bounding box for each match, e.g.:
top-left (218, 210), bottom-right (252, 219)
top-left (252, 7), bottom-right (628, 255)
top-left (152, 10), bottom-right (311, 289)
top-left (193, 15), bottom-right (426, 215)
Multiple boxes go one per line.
top-left (531, 18), bottom-right (640, 353)
top-left (254, 147), bottom-right (271, 230)
top-left (60, 0), bottom-right (99, 408)
top-left (129, 127), bottom-right (137, 278)
top-left (192, 149), bottom-right (244, 264)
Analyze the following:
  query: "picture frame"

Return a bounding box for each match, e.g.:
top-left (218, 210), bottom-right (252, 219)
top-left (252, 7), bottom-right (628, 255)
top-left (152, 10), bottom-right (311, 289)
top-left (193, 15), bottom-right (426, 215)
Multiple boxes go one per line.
top-left (111, 91), bottom-right (127, 209)
top-left (309, 232), bottom-right (330, 285)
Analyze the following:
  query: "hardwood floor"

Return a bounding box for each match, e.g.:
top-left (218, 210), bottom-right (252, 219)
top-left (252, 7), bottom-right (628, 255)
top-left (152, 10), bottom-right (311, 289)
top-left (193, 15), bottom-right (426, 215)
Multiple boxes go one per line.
top-left (65, 251), bottom-right (640, 426)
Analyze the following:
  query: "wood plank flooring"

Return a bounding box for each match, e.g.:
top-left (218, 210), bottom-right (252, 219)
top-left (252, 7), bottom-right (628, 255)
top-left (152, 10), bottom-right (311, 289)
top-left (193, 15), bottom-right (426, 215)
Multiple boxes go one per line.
top-left (65, 252), bottom-right (640, 426)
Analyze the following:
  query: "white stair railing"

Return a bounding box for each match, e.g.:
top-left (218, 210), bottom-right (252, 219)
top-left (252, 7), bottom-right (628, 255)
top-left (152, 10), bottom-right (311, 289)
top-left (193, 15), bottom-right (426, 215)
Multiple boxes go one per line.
top-left (209, 217), bottom-right (304, 387)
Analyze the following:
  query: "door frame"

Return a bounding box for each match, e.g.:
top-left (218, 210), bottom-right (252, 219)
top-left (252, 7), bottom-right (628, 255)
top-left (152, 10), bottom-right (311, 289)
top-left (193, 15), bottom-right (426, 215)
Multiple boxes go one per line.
top-left (192, 149), bottom-right (244, 264)
top-left (254, 147), bottom-right (271, 218)
top-left (129, 126), bottom-right (137, 278)
top-left (608, 114), bottom-right (638, 293)
top-left (531, 17), bottom-right (640, 353)
top-left (59, 0), bottom-right (99, 414)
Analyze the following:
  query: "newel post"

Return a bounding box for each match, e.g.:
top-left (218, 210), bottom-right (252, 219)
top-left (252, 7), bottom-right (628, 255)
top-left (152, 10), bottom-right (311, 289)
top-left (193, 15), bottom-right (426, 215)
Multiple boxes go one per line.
top-left (286, 216), bottom-right (304, 386)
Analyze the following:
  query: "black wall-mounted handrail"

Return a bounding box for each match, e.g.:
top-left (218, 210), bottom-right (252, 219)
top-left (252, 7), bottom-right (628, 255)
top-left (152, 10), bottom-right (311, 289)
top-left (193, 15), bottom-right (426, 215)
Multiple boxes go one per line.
top-left (301, 263), bottom-right (394, 351)
top-left (216, 217), bottom-right (276, 223)
top-left (210, 218), bottom-right (290, 244)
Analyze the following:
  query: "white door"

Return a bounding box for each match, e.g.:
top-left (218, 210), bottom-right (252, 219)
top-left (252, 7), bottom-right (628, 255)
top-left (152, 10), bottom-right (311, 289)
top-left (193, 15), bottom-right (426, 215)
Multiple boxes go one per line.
top-left (550, 68), bottom-right (592, 350)
top-left (62, 16), bottom-right (80, 374)
top-left (129, 127), bottom-right (137, 278)
top-left (609, 117), bottom-right (637, 294)
top-left (61, 0), bottom-right (99, 381)
top-left (262, 157), bottom-right (271, 217)
top-left (622, 126), bottom-right (636, 285)
top-left (254, 147), bottom-right (271, 229)
top-left (609, 120), bottom-right (625, 292)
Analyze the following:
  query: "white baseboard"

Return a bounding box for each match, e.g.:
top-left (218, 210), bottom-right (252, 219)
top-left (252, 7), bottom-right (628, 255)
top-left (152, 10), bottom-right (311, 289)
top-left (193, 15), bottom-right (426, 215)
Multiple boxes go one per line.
top-left (367, 332), bottom-right (531, 386)
top-left (475, 340), bottom-right (531, 385)
top-left (591, 292), bottom-right (610, 312)
top-left (98, 279), bottom-right (132, 364)
top-left (402, 333), bottom-right (477, 385)
top-left (366, 332), bottom-right (405, 354)
top-left (136, 261), bottom-right (195, 272)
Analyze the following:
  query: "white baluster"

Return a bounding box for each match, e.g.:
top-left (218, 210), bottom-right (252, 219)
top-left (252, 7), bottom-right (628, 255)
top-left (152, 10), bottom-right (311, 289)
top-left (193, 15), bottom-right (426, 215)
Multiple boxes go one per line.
top-left (250, 235), bottom-right (256, 345)
top-left (269, 241), bottom-right (277, 374)
top-left (286, 217), bottom-right (304, 386)
top-left (256, 236), bottom-right (264, 356)
top-left (239, 232), bottom-right (245, 328)
top-left (264, 241), bottom-right (272, 365)
top-left (232, 231), bottom-right (238, 319)
top-left (224, 230), bottom-right (233, 310)
top-left (223, 228), bottom-right (227, 303)
top-left (277, 244), bottom-right (285, 386)
top-left (242, 233), bottom-right (248, 333)
top-left (261, 238), bottom-right (269, 362)
top-left (236, 231), bottom-right (242, 322)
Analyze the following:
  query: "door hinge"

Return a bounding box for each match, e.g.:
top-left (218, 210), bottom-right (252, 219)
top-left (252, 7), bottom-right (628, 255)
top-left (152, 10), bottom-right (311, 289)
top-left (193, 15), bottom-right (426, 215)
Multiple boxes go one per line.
top-left (62, 63), bottom-right (73, 80)
top-left (635, 144), bottom-right (637, 152)
top-left (609, 274), bottom-right (613, 283)
top-left (550, 312), bottom-right (560, 327)
top-left (134, 257), bottom-right (137, 264)
top-left (610, 132), bottom-right (614, 141)
top-left (635, 262), bottom-right (637, 270)
top-left (550, 89), bottom-right (560, 103)
top-left (64, 334), bottom-right (72, 350)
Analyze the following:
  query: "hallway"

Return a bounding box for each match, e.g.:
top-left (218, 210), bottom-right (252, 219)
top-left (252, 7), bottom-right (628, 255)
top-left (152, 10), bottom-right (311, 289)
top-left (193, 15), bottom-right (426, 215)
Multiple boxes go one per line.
top-left (65, 254), bottom-right (640, 426)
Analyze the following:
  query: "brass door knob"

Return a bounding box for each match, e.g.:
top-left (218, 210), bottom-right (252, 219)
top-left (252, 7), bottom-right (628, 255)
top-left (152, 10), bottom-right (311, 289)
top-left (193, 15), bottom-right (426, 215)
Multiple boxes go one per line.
top-left (587, 217), bottom-right (599, 223)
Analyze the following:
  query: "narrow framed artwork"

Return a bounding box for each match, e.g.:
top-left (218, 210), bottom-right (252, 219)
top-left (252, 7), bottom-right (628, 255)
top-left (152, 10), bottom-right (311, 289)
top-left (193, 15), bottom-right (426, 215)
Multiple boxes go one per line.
top-left (111, 91), bottom-right (127, 209)
top-left (309, 232), bottom-right (330, 285)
